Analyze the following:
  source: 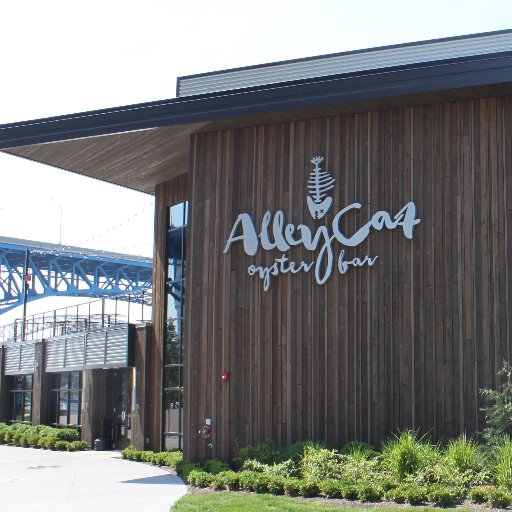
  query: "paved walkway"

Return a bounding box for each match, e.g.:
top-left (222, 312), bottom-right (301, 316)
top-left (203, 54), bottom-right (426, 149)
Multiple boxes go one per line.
top-left (0, 446), bottom-right (187, 512)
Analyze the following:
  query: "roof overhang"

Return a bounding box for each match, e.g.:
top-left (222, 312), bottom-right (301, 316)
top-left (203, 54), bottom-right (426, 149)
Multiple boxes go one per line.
top-left (2, 35), bottom-right (512, 194)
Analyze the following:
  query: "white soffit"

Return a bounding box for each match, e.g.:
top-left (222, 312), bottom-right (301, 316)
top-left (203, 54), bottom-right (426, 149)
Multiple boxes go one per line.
top-left (178, 31), bottom-right (512, 97)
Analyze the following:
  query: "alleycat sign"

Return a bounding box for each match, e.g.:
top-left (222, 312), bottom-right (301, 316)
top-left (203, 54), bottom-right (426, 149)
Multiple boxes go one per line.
top-left (224, 156), bottom-right (420, 291)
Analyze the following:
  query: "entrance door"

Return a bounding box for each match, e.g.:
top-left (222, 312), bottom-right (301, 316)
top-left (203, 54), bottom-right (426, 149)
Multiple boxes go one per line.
top-left (108, 369), bottom-right (133, 450)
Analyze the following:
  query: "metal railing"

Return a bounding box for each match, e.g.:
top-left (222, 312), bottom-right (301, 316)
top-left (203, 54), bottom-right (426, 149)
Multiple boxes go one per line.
top-left (0, 294), bottom-right (151, 344)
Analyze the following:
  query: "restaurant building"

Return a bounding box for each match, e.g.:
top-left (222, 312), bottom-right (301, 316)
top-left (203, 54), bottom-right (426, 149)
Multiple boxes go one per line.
top-left (1, 30), bottom-right (512, 462)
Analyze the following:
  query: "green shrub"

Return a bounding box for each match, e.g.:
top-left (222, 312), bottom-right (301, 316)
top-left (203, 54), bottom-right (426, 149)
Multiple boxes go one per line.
top-left (54, 428), bottom-right (80, 442)
top-left (54, 440), bottom-right (68, 451)
top-left (341, 440), bottom-right (376, 459)
top-left (37, 437), bottom-right (48, 449)
top-left (494, 439), bottom-right (512, 490)
top-left (298, 480), bottom-right (320, 498)
top-left (252, 473), bottom-right (270, 494)
top-left (480, 360), bottom-right (512, 444)
top-left (242, 459), bottom-right (267, 472)
top-left (320, 479), bottom-right (344, 499)
top-left (282, 441), bottom-right (324, 463)
top-left (203, 458), bottom-right (230, 475)
top-left (3, 428), bottom-right (14, 443)
top-left (187, 470), bottom-right (213, 488)
top-left (301, 446), bottom-right (344, 480)
top-left (339, 456), bottom-right (382, 485)
top-left (34, 425), bottom-right (57, 437)
top-left (238, 470), bottom-right (259, 491)
top-left (266, 459), bottom-right (299, 478)
top-left (211, 470), bottom-right (239, 491)
top-left (237, 471), bottom-right (268, 493)
top-left (12, 432), bottom-right (23, 445)
top-left (283, 477), bottom-right (302, 496)
top-left (243, 458), bottom-right (299, 478)
top-left (339, 482), bottom-right (359, 500)
top-left (122, 446), bottom-right (135, 459)
top-left (381, 430), bottom-right (439, 482)
top-left (487, 487), bottom-right (512, 507)
top-left (176, 461), bottom-right (200, 479)
top-left (444, 435), bottom-right (482, 474)
top-left (266, 476), bottom-right (285, 495)
top-left (28, 435), bottom-right (40, 447)
top-left (67, 440), bottom-right (87, 451)
top-left (45, 437), bottom-right (57, 450)
top-left (19, 435), bottom-right (30, 447)
top-left (0, 424), bottom-right (9, 443)
top-left (469, 484), bottom-right (494, 503)
top-left (356, 482), bottom-right (383, 502)
top-left (427, 483), bottom-right (462, 506)
top-left (154, 452), bottom-right (167, 465)
top-left (140, 450), bottom-right (154, 463)
top-left (233, 439), bottom-right (282, 468)
top-left (159, 451), bottom-right (183, 469)
top-left (385, 483), bottom-right (426, 505)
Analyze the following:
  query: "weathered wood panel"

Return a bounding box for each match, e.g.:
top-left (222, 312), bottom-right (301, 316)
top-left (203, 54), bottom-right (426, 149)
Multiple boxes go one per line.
top-left (182, 95), bottom-right (512, 462)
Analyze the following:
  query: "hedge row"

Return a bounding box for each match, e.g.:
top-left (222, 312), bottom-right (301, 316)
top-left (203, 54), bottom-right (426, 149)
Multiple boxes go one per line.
top-left (0, 422), bottom-right (87, 451)
top-left (183, 467), bottom-right (512, 508)
top-left (122, 446), bottom-right (183, 469)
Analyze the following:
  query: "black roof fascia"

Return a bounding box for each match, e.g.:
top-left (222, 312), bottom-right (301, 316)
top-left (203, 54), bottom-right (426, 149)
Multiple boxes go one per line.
top-left (1, 52), bottom-right (512, 150)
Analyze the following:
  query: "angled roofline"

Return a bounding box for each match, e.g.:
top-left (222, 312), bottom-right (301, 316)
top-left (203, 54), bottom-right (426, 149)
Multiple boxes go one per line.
top-left (1, 46), bottom-right (512, 150)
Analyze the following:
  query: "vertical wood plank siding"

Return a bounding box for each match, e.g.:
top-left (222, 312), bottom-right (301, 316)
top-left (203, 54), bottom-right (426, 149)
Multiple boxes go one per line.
top-left (180, 96), bottom-right (512, 462)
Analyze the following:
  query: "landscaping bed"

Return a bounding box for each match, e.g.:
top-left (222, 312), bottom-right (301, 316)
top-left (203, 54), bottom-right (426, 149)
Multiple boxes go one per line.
top-left (122, 433), bottom-right (512, 510)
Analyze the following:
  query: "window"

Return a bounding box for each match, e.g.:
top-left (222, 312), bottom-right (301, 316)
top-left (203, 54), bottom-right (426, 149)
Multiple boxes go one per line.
top-left (164, 201), bottom-right (187, 450)
top-left (48, 372), bottom-right (82, 427)
top-left (8, 375), bottom-right (32, 423)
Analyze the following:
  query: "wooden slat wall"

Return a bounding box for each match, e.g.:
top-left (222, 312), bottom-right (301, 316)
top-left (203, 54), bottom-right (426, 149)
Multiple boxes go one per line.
top-left (183, 95), bottom-right (512, 462)
top-left (152, 174), bottom-right (187, 451)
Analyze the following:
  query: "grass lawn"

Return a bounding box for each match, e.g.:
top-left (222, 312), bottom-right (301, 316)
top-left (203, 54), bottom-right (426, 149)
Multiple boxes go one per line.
top-left (170, 492), bottom-right (454, 511)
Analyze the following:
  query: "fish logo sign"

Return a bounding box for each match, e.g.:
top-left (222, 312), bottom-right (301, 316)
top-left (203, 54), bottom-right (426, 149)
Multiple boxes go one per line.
top-left (306, 156), bottom-right (336, 220)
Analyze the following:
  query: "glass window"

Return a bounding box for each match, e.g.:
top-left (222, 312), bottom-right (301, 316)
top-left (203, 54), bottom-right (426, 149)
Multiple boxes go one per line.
top-left (164, 201), bottom-right (188, 450)
top-left (163, 389), bottom-right (183, 436)
top-left (169, 202), bottom-right (187, 229)
top-left (164, 318), bottom-right (183, 365)
top-left (8, 375), bottom-right (32, 424)
top-left (49, 372), bottom-right (82, 427)
top-left (167, 286), bottom-right (184, 319)
top-left (164, 366), bottom-right (183, 389)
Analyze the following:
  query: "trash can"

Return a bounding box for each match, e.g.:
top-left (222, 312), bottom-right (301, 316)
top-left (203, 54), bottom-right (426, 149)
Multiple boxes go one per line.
top-left (94, 438), bottom-right (105, 451)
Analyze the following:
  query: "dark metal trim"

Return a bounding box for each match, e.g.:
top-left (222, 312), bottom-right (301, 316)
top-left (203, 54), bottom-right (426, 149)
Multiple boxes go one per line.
top-left (1, 53), bottom-right (512, 149)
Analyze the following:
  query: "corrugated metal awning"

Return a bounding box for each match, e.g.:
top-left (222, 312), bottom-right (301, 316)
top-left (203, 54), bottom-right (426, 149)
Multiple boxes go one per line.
top-left (45, 324), bottom-right (134, 372)
top-left (4, 342), bottom-right (36, 375)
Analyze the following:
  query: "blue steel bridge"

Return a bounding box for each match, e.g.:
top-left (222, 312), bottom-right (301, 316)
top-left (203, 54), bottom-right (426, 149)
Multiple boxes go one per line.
top-left (0, 236), bottom-right (152, 315)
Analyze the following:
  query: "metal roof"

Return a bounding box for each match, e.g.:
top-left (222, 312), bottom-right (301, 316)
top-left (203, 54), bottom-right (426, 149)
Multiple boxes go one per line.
top-left (177, 30), bottom-right (512, 97)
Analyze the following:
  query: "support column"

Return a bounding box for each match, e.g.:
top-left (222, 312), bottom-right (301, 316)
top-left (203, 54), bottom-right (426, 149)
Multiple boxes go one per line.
top-left (0, 348), bottom-right (8, 422)
top-left (81, 369), bottom-right (108, 447)
top-left (31, 342), bottom-right (48, 425)
top-left (131, 324), bottom-right (152, 450)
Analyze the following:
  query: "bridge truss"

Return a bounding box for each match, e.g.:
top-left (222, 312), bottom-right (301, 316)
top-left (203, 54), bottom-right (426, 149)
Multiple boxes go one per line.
top-left (0, 236), bottom-right (152, 314)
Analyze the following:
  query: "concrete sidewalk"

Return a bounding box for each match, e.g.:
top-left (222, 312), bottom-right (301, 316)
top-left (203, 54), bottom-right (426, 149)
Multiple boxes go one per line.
top-left (0, 446), bottom-right (187, 512)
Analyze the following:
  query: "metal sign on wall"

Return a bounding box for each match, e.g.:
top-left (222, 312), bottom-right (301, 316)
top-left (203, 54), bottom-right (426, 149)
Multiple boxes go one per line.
top-left (224, 156), bottom-right (420, 291)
